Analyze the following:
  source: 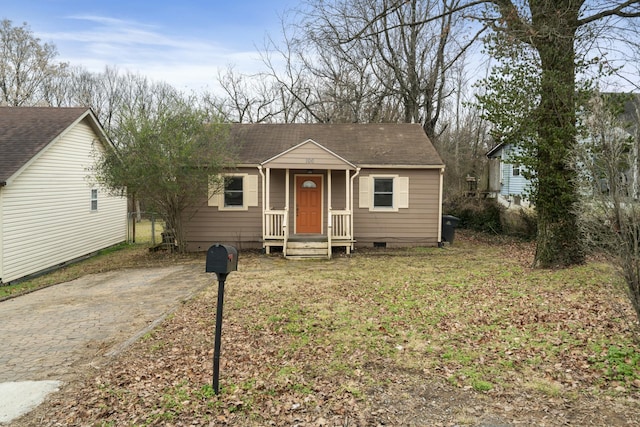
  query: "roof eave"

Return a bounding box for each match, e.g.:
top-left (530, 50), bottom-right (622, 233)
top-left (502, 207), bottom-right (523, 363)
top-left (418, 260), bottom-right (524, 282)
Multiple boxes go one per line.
top-left (486, 142), bottom-right (505, 158)
top-left (357, 164), bottom-right (445, 169)
top-left (236, 163), bottom-right (445, 170)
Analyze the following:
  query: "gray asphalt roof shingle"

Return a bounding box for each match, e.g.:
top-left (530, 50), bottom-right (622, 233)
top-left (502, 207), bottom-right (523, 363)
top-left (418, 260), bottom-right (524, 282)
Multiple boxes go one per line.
top-left (0, 107), bottom-right (90, 184)
top-left (230, 123), bottom-right (444, 167)
top-left (1, 111), bottom-right (443, 185)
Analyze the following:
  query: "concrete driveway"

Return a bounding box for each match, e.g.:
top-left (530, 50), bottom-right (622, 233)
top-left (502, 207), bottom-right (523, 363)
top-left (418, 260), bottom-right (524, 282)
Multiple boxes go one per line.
top-left (0, 263), bottom-right (212, 424)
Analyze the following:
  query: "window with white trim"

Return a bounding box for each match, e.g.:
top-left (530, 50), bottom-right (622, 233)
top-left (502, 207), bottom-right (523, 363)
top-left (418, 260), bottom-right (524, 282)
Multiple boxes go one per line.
top-left (208, 173), bottom-right (259, 211)
top-left (373, 178), bottom-right (394, 208)
top-left (224, 176), bottom-right (244, 207)
top-left (513, 163), bottom-right (521, 177)
top-left (359, 175), bottom-right (409, 212)
top-left (90, 189), bottom-right (98, 211)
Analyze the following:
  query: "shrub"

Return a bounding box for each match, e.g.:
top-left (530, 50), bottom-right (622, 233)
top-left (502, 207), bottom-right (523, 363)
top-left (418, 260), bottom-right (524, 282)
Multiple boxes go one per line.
top-left (443, 196), bottom-right (504, 234)
top-left (502, 207), bottom-right (537, 240)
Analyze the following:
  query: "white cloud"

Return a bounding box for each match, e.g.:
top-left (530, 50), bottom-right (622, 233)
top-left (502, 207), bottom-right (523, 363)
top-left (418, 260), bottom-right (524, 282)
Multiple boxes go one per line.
top-left (39, 14), bottom-right (268, 91)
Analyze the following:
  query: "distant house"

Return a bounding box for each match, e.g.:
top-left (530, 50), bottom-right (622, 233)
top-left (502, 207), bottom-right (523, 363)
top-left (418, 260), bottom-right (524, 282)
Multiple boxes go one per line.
top-left (184, 123), bottom-right (445, 258)
top-left (486, 94), bottom-right (640, 208)
top-left (486, 142), bottom-right (532, 208)
top-left (0, 107), bottom-right (127, 284)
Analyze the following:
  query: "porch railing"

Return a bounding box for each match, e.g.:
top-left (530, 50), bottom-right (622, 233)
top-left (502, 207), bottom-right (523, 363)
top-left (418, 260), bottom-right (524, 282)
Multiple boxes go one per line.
top-left (264, 209), bottom-right (287, 239)
top-left (265, 209), bottom-right (350, 256)
top-left (329, 210), bottom-right (351, 240)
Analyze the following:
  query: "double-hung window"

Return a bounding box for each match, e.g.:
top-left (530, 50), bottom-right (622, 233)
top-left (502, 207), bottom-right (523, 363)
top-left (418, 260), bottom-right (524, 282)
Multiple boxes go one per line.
top-left (373, 178), bottom-right (394, 208)
top-left (224, 176), bottom-right (244, 207)
top-left (359, 175), bottom-right (409, 212)
top-left (90, 189), bottom-right (98, 211)
top-left (512, 163), bottom-right (521, 177)
top-left (208, 173), bottom-right (259, 211)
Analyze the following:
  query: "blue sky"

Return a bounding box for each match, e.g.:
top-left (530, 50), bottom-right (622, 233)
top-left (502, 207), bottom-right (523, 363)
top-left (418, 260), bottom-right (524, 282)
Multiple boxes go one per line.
top-left (2, 0), bottom-right (301, 91)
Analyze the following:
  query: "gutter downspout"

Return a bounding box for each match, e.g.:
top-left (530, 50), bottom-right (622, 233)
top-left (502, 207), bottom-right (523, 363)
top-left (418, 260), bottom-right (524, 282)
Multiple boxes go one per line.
top-left (350, 167), bottom-right (361, 252)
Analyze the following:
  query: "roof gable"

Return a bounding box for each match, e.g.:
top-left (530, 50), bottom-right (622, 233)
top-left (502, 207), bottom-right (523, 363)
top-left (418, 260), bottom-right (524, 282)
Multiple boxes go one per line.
top-left (263, 139), bottom-right (356, 170)
top-left (486, 142), bottom-right (506, 159)
top-left (231, 123), bottom-right (443, 168)
top-left (0, 107), bottom-right (106, 185)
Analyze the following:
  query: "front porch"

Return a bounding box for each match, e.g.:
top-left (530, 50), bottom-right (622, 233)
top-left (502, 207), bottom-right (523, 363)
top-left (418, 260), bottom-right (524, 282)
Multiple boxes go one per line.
top-left (263, 209), bottom-right (354, 258)
top-left (258, 139), bottom-right (359, 259)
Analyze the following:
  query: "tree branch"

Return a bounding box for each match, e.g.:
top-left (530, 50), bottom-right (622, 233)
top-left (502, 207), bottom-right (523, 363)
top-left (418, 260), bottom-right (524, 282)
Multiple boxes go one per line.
top-left (342, 0), bottom-right (491, 43)
top-left (579, 0), bottom-right (640, 26)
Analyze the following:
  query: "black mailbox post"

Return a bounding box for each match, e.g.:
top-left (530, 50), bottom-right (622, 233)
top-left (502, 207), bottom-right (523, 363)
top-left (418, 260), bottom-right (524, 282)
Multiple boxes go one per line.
top-left (205, 244), bottom-right (238, 394)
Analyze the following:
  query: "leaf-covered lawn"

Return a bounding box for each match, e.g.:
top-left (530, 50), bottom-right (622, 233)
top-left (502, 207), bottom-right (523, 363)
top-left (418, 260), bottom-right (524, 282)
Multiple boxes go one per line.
top-left (18, 232), bottom-right (640, 426)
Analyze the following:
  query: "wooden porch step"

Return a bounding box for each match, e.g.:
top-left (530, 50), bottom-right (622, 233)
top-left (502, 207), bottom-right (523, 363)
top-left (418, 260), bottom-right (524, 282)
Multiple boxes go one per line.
top-left (286, 241), bottom-right (329, 259)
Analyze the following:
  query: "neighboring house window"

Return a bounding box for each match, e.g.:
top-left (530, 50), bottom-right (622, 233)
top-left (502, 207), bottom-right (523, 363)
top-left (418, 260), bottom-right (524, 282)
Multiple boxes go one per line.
top-left (224, 176), bottom-right (244, 207)
top-left (513, 163), bottom-right (521, 177)
top-left (373, 178), bottom-right (394, 208)
top-left (359, 175), bottom-right (409, 212)
top-left (90, 189), bottom-right (98, 211)
top-left (208, 173), bottom-right (259, 211)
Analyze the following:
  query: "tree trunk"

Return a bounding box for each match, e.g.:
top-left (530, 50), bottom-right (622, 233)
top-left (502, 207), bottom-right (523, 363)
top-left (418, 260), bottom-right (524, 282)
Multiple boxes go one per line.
top-left (532, 12), bottom-right (584, 267)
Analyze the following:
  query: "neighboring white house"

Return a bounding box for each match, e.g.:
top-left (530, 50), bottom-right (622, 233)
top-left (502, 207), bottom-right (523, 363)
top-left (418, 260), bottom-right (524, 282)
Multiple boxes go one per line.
top-left (0, 107), bottom-right (127, 284)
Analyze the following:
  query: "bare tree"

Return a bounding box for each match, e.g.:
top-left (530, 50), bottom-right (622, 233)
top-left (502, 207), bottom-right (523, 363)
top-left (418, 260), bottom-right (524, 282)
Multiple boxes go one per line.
top-left (0, 19), bottom-right (68, 106)
top-left (257, 0), bottom-right (480, 134)
top-left (438, 58), bottom-right (492, 196)
top-left (211, 67), bottom-right (285, 123)
top-left (573, 92), bottom-right (640, 323)
top-left (61, 65), bottom-right (186, 144)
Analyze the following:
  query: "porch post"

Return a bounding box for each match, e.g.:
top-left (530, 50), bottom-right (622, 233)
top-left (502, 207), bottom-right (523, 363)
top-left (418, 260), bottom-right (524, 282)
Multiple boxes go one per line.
top-left (350, 168), bottom-right (361, 253)
top-left (345, 169), bottom-right (349, 214)
top-left (327, 169), bottom-right (332, 210)
top-left (265, 167), bottom-right (271, 210)
top-left (284, 169), bottom-right (290, 256)
top-left (327, 169), bottom-right (332, 258)
top-left (259, 165), bottom-right (266, 253)
top-left (285, 169), bottom-right (289, 213)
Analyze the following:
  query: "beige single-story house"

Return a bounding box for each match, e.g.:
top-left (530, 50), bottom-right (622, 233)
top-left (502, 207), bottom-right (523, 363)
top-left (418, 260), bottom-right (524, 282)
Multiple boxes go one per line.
top-left (0, 107), bottom-right (127, 284)
top-left (184, 123), bottom-right (445, 258)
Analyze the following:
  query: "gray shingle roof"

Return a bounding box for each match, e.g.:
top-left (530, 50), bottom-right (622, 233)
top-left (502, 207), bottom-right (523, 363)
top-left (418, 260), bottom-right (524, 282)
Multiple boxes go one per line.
top-left (0, 107), bottom-right (91, 184)
top-left (230, 123), bottom-right (444, 167)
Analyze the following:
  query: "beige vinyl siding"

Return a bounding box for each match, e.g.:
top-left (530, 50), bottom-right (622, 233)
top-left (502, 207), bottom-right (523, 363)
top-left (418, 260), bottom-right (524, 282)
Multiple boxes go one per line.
top-left (1, 119), bottom-right (127, 283)
top-left (185, 168), bottom-right (350, 250)
top-left (329, 171), bottom-right (347, 210)
top-left (268, 169), bottom-right (286, 209)
top-left (185, 167), bottom-right (263, 251)
top-left (265, 141), bottom-right (353, 170)
top-left (353, 168), bottom-right (441, 247)
top-left (183, 167), bottom-right (442, 251)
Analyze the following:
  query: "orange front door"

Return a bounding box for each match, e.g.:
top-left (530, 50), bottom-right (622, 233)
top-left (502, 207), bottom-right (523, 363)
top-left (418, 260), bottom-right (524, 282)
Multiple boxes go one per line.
top-left (296, 175), bottom-right (322, 234)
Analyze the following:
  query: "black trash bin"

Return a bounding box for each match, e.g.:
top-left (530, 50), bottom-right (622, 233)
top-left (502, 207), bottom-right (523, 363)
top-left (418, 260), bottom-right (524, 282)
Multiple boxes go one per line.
top-left (441, 215), bottom-right (460, 244)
